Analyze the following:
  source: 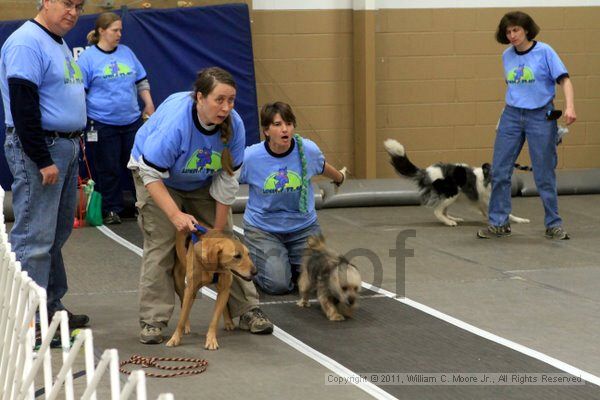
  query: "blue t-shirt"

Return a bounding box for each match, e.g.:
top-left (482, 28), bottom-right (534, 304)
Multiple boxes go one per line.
top-left (240, 137), bottom-right (325, 234)
top-left (502, 41), bottom-right (568, 109)
top-left (131, 92), bottom-right (245, 191)
top-left (77, 44), bottom-right (146, 125)
top-left (0, 20), bottom-right (86, 131)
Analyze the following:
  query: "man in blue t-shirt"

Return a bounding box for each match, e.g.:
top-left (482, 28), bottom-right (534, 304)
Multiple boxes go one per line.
top-left (0, 0), bottom-right (89, 328)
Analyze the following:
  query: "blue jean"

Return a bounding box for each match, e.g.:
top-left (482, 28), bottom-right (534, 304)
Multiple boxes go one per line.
top-left (4, 133), bottom-right (80, 313)
top-left (87, 118), bottom-right (142, 215)
top-left (243, 222), bottom-right (321, 295)
top-left (489, 104), bottom-right (561, 228)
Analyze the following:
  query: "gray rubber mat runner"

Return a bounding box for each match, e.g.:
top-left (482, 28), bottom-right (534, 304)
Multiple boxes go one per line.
top-left (106, 221), bottom-right (600, 399)
top-left (260, 294), bottom-right (599, 399)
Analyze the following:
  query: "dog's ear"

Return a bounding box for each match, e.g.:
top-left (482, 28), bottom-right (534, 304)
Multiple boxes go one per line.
top-left (307, 234), bottom-right (325, 249)
top-left (200, 238), bottom-right (224, 270)
top-left (481, 163), bottom-right (491, 179)
top-left (338, 255), bottom-right (350, 266)
top-left (452, 166), bottom-right (467, 187)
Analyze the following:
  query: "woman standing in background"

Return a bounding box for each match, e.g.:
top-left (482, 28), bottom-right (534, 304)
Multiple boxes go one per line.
top-left (78, 12), bottom-right (155, 225)
top-left (478, 11), bottom-right (576, 240)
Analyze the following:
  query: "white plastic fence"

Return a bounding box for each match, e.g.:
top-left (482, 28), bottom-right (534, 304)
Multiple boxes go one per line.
top-left (0, 187), bottom-right (173, 399)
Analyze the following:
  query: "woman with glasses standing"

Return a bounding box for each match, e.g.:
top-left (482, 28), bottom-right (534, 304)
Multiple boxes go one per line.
top-left (78, 12), bottom-right (155, 225)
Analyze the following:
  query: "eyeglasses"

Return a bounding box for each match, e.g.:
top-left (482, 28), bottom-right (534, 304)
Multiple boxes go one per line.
top-left (57, 0), bottom-right (84, 14)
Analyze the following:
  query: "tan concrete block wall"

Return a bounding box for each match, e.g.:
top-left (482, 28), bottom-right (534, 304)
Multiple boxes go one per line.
top-left (251, 10), bottom-right (354, 171)
top-left (0, 2), bottom-right (37, 20)
top-left (377, 7), bottom-right (600, 178)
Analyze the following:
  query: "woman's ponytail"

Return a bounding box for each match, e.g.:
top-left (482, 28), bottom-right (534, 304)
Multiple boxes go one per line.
top-left (220, 116), bottom-right (234, 176)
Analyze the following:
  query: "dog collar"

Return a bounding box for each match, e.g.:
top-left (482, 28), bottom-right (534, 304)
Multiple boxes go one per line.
top-left (190, 224), bottom-right (208, 244)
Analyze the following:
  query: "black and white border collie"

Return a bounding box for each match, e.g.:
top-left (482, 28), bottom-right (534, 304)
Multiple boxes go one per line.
top-left (383, 139), bottom-right (530, 226)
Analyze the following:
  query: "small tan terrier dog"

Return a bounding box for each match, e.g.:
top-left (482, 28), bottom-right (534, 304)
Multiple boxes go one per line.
top-left (297, 235), bottom-right (361, 321)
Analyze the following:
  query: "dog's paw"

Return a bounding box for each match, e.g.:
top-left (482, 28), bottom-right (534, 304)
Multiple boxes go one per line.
top-left (184, 321), bottom-right (191, 335)
top-left (327, 313), bottom-right (345, 321)
top-left (165, 335), bottom-right (181, 347)
top-left (514, 217), bottom-right (530, 224)
top-left (296, 299), bottom-right (310, 308)
top-left (205, 335), bottom-right (219, 350)
top-left (447, 215), bottom-right (464, 222)
top-left (223, 319), bottom-right (235, 331)
top-left (443, 220), bottom-right (458, 227)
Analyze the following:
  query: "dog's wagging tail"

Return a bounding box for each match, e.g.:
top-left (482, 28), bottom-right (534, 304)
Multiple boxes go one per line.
top-left (383, 139), bottom-right (530, 226)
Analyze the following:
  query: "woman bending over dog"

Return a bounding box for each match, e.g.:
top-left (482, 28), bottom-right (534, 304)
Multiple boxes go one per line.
top-left (239, 101), bottom-right (347, 295)
top-left (128, 67), bottom-right (273, 344)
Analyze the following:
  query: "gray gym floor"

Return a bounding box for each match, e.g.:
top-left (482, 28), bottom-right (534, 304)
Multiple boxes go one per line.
top-left (50, 194), bottom-right (600, 398)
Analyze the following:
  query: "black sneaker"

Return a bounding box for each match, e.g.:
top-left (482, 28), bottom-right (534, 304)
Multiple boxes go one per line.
top-left (239, 308), bottom-right (273, 334)
top-left (34, 329), bottom-right (80, 350)
top-left (34, 327), bottom-right (61, 350)
top-left (50, 309), bottom-right (90, 329)
top-left (34, 321), bottom-right (82, 350)
top-left (477, 224), bottom-right (512, 239)
top-left (103, 211), bottom-right (121, 225)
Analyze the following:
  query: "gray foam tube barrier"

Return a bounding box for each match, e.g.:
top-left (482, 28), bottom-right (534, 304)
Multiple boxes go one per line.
top-left (518, 169), bottom-right (600, 197)
top-left (2, 169), bottom-right (599, 222)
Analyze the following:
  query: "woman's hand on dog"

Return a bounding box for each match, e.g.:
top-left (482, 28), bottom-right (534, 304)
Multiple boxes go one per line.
top-left (170, 211), bottom-right (199, 233)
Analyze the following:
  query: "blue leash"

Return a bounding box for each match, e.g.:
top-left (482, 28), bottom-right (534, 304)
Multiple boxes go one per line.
top-left (190, 224), bottom-right (208, 244)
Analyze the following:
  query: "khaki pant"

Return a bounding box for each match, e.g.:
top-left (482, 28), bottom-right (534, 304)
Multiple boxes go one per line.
top-left (134, 172), bottom-right (259, 328)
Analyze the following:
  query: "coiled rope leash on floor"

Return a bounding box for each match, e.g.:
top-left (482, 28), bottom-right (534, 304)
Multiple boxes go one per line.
top-left (120, 355), bottom-right (208, 378)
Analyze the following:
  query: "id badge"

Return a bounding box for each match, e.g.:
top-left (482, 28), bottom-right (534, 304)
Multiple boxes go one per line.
top-left (87, 127), bottom-right (98, 142)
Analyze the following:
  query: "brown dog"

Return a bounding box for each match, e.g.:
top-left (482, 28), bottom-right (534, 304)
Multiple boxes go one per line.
top-left (166, 230), bottom-right (256, 350)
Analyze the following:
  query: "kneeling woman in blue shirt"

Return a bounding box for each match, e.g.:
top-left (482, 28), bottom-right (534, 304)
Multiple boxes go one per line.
top-left (240, 101), bottom-right (346, 295)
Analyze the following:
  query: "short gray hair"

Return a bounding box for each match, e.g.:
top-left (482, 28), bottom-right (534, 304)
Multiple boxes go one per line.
top-left (37, 0), bottom-right (86, 11)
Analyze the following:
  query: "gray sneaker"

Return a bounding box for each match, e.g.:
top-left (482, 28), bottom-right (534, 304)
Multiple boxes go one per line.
top-left (545, 226), bottom-right (570, 240)
top-left (139, 324), bottom-right (163, 344)
top-left (477, 224), bottom-right (512, 239)
top-left (239, 308), bottom-right (273, 334)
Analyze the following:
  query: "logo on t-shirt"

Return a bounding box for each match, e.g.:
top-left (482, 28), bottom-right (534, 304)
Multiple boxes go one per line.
top-left (262, 166), bottom-right (302, 194)
top-left (64, 57), bottom-right (83, 84)
top-left (182, 146), bottom-right (222, 174)
top-left (506, 64), bottom-right (535, 84)
top-left (102, 60), bottom-right (133, 79)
